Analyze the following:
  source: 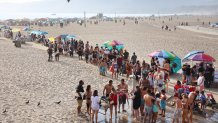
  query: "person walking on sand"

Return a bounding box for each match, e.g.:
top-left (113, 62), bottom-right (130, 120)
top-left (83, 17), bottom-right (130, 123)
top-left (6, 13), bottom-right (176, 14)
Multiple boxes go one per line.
top-left (84, 85), bottom-right (92, 115)
top-left (76, 80), bottom-right (84, 116)
top-left (131, 52), bottom-right (137, 65)
top-left (103, 80), bottom-right (114, 97)
top-left (47, 46), bottom-right (53, 62)
top-left (91, 90), bottom-right (100, 123)
top-left (117, 79), bottom-right (128, 113)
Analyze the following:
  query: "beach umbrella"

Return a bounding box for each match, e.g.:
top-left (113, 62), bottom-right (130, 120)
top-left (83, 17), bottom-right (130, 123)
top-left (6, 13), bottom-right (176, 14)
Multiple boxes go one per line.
top-left (186, 53), bottom-right (215, 62)
top-left (148, 50), bottom-right (176, 60)
top-left (170, 52), bottom-right (182, 73)
top-left (103, 40), bottom-right (124, 50)
top-left (56, 34), bottom-right (68, 39)
top-left (65, 34), bottom-right (76, 40)
top-left (48, 37), bottom-right (55, 43)
top-left (31, 30), bottom-right (48, 35)
top-left (12, 28), bottom-right (21, 32)
top-left (23, 27), bottom-right (31, 31)
top-left (182, 50), bottom-right (204, 62)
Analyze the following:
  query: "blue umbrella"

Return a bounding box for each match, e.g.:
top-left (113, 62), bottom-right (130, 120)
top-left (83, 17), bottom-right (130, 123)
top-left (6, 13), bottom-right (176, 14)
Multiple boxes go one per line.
top-left (65, 35), bottom-right (76, 40)
top-left (182, 50), bottom-right (204, 62)
top-left (31, 30), bottom-right (48, 35)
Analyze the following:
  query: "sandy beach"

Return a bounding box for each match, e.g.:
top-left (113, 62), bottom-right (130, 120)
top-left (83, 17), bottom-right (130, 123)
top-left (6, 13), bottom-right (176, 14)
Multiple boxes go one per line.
top-left (1, 15), bottom-right (218, 123)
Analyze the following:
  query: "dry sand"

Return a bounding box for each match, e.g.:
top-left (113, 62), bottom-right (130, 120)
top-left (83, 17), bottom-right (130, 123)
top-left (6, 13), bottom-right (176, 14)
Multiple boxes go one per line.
top-left (0, 15), bottom-right (218, 123)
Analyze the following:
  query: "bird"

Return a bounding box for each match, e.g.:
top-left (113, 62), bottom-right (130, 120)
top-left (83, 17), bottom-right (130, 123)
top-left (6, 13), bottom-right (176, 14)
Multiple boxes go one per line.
top-left (3, 109), bottom-right (7, 114)
top-left (37, 102), bottom-right (40, 106)
top-left (55, 101), bottom-right (61, 104)
top-left (25, 100), bottom-right (29, 104)
top-left (67, 0), bottom-right (70, 2)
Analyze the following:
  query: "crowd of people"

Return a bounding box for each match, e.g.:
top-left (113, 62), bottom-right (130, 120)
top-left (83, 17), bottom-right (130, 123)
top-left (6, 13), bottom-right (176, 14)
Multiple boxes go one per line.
top-left (26, 34), bottom-right (213, 123)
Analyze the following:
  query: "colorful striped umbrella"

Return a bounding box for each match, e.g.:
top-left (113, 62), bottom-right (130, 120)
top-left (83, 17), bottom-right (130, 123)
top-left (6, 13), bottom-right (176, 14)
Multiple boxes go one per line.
top-left (148, 50), bottom-right (176, 60)
top-left (103, 40), bottom-right (124, 50)
top-left (182, 50), bottom-right (204, 62)
top-left (186, 53), bottom-right (215, 62)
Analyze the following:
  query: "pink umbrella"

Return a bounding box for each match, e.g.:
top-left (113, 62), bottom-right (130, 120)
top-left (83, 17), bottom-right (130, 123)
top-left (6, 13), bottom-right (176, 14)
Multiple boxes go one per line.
top-left (188, 53), bottom-right (215, 62)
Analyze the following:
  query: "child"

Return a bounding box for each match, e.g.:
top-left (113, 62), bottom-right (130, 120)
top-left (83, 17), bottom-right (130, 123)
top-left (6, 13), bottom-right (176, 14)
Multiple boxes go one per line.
top-left (182, 94), bottom-right (189, 123)
top-left (160, 89), bottom-right (166, 117)
top-left (152, 98), bottom-right (159, 123)
top-left (172, 94), bottom-right (182, 123)
top-left (200, 91), bottom-right (207, 110)
top-left (55, 52), bottom-right (60, 61)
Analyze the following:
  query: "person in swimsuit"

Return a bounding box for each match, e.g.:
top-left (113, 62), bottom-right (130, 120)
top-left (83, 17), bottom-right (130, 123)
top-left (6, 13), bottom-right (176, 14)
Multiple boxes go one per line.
top-left (172, 94), bottom-right (182, 123)
top-left (182, 93), bottom-right (189, 123)
top-left (109, 88), bottom-right (118, 120)
top-left (84, 85), bottom-right (92, 115)
top-left (160, 89), bottom-right (166, 117)
top-left (140, 87), bottom-right (147, 116)
top-left (187, 90), bottom-right (199, 123)
top-left (144, 89), bottom-right (153, 123)
top-left (117, 79), bottom-right (128, 113)
top-left (103, 80), bottom-right (114, 97)
top-left (152, 98), bottom-right (159, 123)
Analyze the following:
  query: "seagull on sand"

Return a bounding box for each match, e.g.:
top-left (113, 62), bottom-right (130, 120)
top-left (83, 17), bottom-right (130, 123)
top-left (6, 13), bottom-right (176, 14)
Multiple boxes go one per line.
top-left (55, 101), bottom-right (61, 104)
top-left (3, 109), bottom-right (7, 114)
top-left (25, 100), bottom-right (29, 104)
top-left (37, 102), bottom-right (40, 106)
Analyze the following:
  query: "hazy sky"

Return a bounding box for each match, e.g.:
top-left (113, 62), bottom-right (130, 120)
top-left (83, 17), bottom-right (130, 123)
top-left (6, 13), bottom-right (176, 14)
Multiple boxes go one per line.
top-left (0, 0), bottom-right (217, 19)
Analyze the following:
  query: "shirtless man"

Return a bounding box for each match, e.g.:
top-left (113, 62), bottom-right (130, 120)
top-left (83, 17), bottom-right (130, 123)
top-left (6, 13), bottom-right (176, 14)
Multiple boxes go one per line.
top-left (140, 87), bottom-right (147, 116)
top-left (187, 90), bottom-right (199, 123)
top-left (103, 80), bottom-right (114, 97)
top-left (144, 89), bottom-right (153, 123)
top-left (117, 79), bottom-right (128, 113)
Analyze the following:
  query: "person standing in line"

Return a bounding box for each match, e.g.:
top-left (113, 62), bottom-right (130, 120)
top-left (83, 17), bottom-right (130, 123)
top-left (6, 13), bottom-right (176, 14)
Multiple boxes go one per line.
top-left (47, 46), bottom-right (53, 62)
top-left (76, 80), bottom-right (84, 116)
top-left (91, 90), bottom-right (100, 123)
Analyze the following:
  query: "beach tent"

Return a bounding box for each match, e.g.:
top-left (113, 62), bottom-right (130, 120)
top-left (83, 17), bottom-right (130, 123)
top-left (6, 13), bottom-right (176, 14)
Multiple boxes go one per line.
top-left (103, 40), bottom-right (124, 51)
top-left (31, 30), bottom-right (48, 35)
top-left (184, 53), bottom-right (215, 62)
top-left (182, 50), bottom-right (204, 62)
top-left (148, 50), bottom-right (176, 60)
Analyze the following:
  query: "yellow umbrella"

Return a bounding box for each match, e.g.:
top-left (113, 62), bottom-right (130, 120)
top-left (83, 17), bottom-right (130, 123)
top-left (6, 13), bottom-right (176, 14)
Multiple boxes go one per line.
top-left (12, 28), bottom-right (21, 32)
top-left (48, 37), bottom-right (55, 43)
